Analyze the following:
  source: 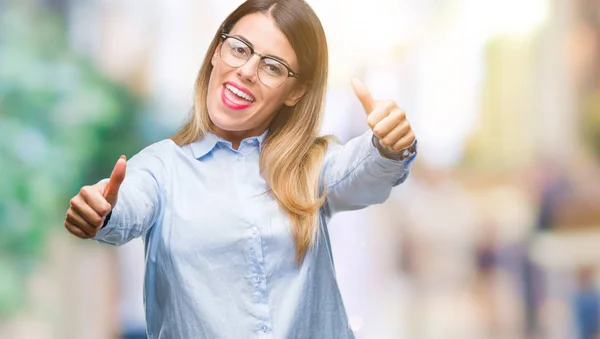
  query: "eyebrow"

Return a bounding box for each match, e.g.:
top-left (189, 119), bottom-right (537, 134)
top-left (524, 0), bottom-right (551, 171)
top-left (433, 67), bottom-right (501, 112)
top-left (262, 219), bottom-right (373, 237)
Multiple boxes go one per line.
top-left (232, 34), bottom-right (294, 69)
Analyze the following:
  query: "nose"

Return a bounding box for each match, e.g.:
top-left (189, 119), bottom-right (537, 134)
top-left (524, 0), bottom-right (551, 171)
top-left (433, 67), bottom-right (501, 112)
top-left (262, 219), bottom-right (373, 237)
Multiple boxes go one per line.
top-left (237, 54), bottom-right (260, 84)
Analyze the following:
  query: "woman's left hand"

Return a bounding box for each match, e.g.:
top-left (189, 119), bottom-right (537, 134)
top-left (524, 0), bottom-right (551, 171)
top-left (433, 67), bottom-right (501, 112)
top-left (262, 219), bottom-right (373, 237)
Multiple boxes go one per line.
top-left (351, 77), bottom-right (416, 154)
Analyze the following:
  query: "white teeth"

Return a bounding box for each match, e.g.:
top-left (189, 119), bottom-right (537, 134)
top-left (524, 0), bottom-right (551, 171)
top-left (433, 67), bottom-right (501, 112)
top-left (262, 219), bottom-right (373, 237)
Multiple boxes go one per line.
top-left (225, 84), bottom-right (254, 102)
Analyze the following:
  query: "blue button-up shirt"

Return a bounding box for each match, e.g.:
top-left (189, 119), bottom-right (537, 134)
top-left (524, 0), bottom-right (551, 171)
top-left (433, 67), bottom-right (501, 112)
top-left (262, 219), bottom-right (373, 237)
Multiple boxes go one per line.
top-left (94, 129), bottom-right (416, 339)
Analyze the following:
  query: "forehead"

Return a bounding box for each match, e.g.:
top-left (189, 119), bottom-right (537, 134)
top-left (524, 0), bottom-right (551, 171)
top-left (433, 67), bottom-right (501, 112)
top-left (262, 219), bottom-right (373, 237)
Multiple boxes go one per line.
top-left (229, 12), bottom-right (298, 68)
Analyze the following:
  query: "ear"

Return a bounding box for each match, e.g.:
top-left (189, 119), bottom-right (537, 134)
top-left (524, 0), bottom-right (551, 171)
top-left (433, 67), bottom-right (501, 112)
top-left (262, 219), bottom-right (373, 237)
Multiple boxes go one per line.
top-left (211, 43), bottom-right (221, 67)
top-left (284, 83), bottom-right (308, 107)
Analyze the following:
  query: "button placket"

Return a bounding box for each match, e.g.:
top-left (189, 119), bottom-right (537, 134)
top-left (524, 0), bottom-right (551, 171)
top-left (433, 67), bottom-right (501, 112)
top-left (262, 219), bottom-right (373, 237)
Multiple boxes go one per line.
top-left (240, 159), bottom-right (272, 334)
top-left (248, 224), bottom-right (268, 304)
top-left (255, 323), bottom-right (270, 334)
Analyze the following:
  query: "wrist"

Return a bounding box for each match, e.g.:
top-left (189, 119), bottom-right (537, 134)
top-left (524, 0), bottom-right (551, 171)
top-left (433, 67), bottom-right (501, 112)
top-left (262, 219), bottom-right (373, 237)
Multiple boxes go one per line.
top-left (372, 135), bottom-right (417, 161)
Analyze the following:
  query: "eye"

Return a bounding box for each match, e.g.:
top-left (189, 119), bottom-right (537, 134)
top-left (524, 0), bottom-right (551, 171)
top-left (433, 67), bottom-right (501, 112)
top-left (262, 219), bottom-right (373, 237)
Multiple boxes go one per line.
top-left (227, 39), bottom-right (250, 58)
top-left (262, 59), bottom-right (285, 76)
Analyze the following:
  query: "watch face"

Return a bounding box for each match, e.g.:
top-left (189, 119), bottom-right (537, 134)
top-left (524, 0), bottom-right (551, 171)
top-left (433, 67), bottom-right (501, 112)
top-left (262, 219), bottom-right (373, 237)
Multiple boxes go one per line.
top-left (402, 141), bottom-right (417, 160)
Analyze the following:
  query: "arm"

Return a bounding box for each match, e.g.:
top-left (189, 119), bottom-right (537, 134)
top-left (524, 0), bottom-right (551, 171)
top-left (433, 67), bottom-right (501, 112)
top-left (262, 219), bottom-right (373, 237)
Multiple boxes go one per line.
top-left (321, 77), bottom-right (418, 216)
top-left (321, 130), bottom-right (417, 216)
top-left (93, 140), bottom-right (171, 246)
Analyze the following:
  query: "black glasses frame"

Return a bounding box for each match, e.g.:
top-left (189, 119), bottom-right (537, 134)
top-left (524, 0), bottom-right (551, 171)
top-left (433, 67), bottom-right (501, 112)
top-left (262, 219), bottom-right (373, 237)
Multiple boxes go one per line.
top-left (219, 33), bottom-right (300, 80)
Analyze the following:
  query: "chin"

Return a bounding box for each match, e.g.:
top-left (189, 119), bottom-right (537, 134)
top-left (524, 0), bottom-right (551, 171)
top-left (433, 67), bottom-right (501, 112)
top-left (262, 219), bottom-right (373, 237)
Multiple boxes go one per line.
top-left (207, 108), bottom-right (250, 133)
top-left (209, 110), bottom-right (236, 130)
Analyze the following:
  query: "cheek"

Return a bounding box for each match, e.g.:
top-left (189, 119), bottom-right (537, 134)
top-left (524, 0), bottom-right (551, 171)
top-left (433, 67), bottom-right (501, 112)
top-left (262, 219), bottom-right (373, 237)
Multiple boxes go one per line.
top-left (256, 93), bottom-right (285, 120)
top-left (207, 65), bottom-right (227, 97)
top-left (261, 87), bottom-right (288, 107)
top-left (206, 71), bottom-right (221, 112)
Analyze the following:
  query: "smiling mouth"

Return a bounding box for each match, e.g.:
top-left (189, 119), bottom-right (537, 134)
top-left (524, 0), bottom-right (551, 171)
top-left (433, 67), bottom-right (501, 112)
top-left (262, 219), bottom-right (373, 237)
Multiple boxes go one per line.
top-left (224, 83), bottom-right (255, 102)
top-left (221, 84), bottom-right (254, 110)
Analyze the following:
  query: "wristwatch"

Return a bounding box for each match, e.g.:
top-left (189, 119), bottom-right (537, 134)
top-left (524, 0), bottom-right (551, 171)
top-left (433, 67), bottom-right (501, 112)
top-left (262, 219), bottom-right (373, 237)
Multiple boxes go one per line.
top-left (372, 136), bottom-right (417, 161)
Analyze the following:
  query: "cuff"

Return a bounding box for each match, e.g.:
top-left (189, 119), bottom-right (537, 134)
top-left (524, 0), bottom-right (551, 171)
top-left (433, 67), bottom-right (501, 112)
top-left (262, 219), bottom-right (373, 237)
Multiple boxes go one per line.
top-left (370, 133), bottom-right (418, 163)
top-left (93, 203), bottom-right (122, 242)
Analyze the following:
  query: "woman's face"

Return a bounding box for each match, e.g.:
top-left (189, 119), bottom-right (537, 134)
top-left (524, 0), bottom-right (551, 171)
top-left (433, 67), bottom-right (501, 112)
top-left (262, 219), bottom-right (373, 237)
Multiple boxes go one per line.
top-left (207, 12), bottom-right (305, 144)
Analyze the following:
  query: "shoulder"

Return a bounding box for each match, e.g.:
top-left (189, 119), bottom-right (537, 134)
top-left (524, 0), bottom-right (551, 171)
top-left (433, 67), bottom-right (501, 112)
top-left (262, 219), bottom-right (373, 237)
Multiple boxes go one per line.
top-left (321, 135), bottom-right (342, 155)
top-left (135, 138), bottom-right (186, 159)
top-left (128, 139), bottom-right (181, 170)
top-left (143, 138), bottom-right (179, 153)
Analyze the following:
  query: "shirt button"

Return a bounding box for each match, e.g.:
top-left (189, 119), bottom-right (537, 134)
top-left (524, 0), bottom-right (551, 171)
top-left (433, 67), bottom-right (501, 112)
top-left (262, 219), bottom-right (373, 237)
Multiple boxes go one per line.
top-left (260, 325), bottom-right (268, 333)
top-left (255, 276), bottom-right (262, 283)
top-left (251, 226), bottom-right (258, 234)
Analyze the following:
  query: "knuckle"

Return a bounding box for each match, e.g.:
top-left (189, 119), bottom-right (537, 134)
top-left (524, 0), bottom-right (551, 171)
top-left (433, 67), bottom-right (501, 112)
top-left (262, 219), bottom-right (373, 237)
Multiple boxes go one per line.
top-left (79, 186), bottom-right (92, 198)
top-left (373, 128), bottom-right (385, 139)
top-left (84, 229), bottom-right (95, 238)
top-left (391, 113), bottom-right (403, 125)
top-left (381, 137), bottom-right (394, 147)
top-left (367, 117), bottom-right (378, 129)
top-left (382, 100), bottom-right (395, 109)
top-left (98, 203), bottom-right (112, 216)
top-left (92, 216), bottom-right (103, 227)
top-left (79, 227), bottom-right (92, 238)
top-left (65, 209), bottom-right (74, 222)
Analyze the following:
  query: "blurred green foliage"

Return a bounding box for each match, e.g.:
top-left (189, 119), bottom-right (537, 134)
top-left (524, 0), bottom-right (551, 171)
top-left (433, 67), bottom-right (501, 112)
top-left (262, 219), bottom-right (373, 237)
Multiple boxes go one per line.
top-left (581, 92), bottom-right (600, 162)
top-left (0, 4), bottom-right (145, 318)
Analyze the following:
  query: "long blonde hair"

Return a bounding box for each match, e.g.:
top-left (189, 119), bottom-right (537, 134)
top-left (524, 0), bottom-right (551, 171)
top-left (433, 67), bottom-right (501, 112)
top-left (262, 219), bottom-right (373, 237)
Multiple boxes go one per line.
top-left (172, 0), bottom-right (330, 265)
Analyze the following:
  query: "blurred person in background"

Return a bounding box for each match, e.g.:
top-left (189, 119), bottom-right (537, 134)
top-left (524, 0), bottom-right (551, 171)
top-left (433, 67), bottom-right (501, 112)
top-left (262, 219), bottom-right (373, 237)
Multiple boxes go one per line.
top-left (61, 0), bottom-right (417, 338)
top-left (573, 266), bottom-right (600, 339)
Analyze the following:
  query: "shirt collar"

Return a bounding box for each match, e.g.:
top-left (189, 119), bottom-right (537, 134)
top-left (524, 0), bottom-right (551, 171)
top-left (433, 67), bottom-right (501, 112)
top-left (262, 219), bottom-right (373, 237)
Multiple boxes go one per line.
top-left (190, 129), bottom-right (268, 159)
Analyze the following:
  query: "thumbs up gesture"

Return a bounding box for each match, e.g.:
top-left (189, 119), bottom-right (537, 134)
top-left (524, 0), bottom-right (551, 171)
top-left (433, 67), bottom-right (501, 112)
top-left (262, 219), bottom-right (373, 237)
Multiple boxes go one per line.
top-left (64, 156), bottom-right (127, 239)
top-left (351, 78), bottom-right (416, 154)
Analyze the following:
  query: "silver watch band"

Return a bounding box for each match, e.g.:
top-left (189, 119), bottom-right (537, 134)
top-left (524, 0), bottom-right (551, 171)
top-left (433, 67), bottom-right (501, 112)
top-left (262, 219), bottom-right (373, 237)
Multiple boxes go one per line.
top-left (372, 136), bottom-right (417, 161)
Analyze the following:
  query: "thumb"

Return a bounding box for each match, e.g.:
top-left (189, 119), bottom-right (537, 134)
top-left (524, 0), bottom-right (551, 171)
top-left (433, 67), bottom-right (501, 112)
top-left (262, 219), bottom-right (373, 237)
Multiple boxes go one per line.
top-left (351, 77), bottom-right (375, 114)
top-left (103, 155), bottom-right (127, 207)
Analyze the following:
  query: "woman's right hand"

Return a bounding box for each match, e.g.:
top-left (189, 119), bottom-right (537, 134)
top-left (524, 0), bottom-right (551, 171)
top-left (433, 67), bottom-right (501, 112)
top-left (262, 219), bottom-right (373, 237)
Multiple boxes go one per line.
top-left (64, 156), bottom-right (127, 239)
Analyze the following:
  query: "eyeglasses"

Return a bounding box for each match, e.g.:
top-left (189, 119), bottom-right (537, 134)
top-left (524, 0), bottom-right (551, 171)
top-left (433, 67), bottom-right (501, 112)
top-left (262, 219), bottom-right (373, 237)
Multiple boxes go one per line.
top-left (219, 33), bottom-right (300, 88)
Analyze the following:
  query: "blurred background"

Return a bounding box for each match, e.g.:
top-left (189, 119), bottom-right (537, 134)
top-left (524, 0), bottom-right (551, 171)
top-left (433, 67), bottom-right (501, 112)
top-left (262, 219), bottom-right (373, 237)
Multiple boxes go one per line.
top-left (1, 0), bottom-right (599, 338)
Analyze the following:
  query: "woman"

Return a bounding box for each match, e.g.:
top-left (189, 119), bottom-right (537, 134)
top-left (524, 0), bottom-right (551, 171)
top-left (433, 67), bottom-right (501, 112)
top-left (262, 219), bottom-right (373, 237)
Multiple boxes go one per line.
top-left (64, 0), bottom-right (417, 338)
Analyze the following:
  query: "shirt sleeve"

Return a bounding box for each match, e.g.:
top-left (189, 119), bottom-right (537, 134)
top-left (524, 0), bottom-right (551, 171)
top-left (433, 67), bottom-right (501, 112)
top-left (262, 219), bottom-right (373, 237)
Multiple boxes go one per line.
top-left (321, 129), bottom-right (417, 216)
top-left (93, 140), bottom-right (171, 246)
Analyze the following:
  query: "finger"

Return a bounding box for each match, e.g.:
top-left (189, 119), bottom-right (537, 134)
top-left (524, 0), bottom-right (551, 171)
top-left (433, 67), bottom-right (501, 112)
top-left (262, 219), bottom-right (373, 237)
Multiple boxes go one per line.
top-left (76, 188), bottom-right (111, 220)
top-left (391, 132), bottom-right (416, 152)
top-left (66, 208), bottom-right (98, 236)
top-left (103, 156), bottom-right (127, 206)
top-left (372, 109), bottom-right (407, 139)
top-left (379, 123), bottom-right (411, 149)
top-left (64, 220), bottom-right (91, 239)
top-left (366, 100), bottom-right (395, 130)
top-left (351, 77), bottom-right (375, 114)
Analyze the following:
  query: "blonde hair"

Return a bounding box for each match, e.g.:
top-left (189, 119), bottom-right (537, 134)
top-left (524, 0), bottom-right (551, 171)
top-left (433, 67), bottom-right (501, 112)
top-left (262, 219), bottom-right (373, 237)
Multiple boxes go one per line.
top-left (172, 0), bottom-right (329, 265)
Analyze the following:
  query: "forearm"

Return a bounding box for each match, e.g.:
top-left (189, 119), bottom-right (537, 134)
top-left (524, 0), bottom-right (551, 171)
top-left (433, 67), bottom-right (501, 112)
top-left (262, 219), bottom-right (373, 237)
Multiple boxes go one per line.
top-left (322, 130), bottom-right (416, 215)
